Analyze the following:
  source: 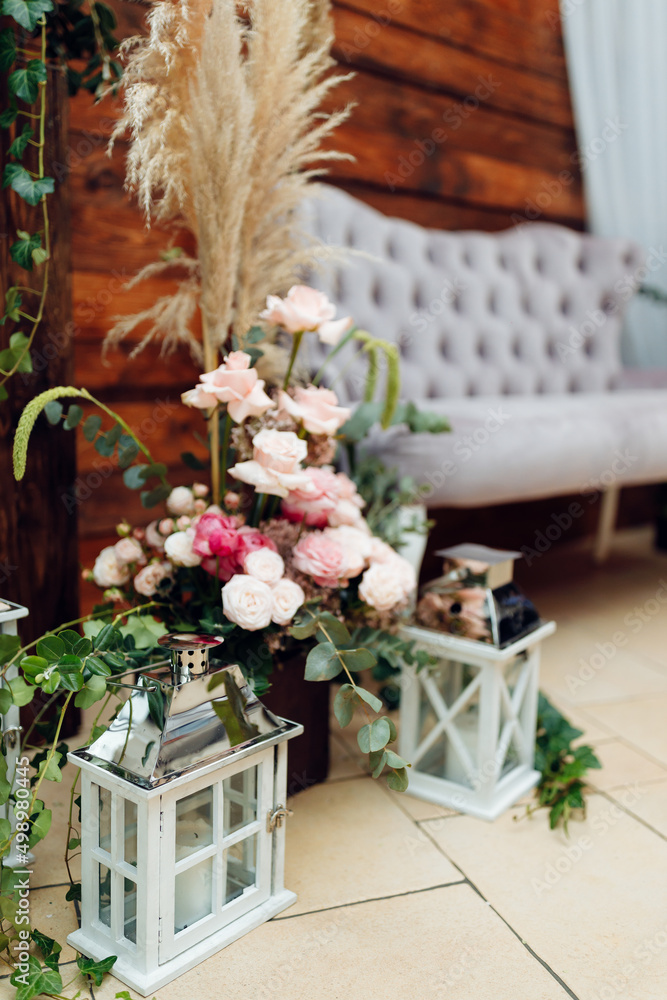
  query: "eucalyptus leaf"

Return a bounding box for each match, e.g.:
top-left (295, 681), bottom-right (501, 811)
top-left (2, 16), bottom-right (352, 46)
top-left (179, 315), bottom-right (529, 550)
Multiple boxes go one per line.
top-left (386, 766), bottom-right (409, 792)
top-left (304, 642), bottom-right (339, 682)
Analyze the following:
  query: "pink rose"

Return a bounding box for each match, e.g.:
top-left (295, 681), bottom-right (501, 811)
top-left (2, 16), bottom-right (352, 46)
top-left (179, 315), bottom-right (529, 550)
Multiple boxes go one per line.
top-left (293, 533), bottom-right (347, 587)
top-left (282, 467), bottom-right (340, 527)
top-left (229, 429), bottom-right (312, 499)
top-left (193, 512), bottom-right (240, 558)
top-left (134, 561), bottom-right (173, 597)
top-left (260, 285), bottom-right (352, 345)
top-left (114, 537), bottom-right (145, 566)
top-left (182, 351), bottom-right (274, 423)
top-left (282, 468), bottom-right (365, 529)
top-left (278, 386), bottom-right (351, 436)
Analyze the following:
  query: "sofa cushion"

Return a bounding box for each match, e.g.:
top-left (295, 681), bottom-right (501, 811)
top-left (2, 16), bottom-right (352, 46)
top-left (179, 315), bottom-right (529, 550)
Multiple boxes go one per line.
top-left (364, 390), bottom-right (667, 507)
top-left (303, 186), bottom-right (644, 401)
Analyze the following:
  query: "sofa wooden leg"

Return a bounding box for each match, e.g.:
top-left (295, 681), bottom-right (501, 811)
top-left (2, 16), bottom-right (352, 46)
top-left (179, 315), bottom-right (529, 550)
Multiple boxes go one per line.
top-left (594, 486), bottom-right (620, 563)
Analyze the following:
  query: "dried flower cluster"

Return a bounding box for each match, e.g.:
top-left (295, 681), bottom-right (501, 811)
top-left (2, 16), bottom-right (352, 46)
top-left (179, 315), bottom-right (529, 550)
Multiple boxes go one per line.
top-left (107, 0), bottom-right (351, 367)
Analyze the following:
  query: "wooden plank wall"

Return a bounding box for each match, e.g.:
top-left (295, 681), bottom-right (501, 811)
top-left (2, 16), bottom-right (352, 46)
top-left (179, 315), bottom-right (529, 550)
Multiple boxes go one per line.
top-left (69, 0), bottom-right (584, 544)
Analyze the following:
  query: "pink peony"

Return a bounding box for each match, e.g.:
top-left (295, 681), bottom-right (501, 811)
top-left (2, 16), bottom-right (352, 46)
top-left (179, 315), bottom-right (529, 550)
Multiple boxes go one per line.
top-left (182, 351), bottom-right (274, 423)
top-left (201, 527), bottom-right (277, 582)
top-left (293, 533), bottom-right (347, 587)
top-left (192, 512), bottom-right (240, 559)
top-left (260, 285), bottom-right (352, 345)
top-left (278, 386), bottom-right (351, 436)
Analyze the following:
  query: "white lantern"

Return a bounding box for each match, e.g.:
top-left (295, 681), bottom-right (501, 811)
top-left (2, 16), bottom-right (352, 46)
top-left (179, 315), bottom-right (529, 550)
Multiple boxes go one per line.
top-left (68, 634), bottom-right (302, 996)
top-left (399, 621), bottom-right (555, 821)
top-left (0, 600), bottom-right (30, 869)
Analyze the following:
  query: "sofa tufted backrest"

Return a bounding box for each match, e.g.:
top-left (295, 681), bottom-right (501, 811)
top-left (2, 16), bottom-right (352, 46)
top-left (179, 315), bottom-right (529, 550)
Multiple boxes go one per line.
top-left (301, 186), bottom-right (644, 403)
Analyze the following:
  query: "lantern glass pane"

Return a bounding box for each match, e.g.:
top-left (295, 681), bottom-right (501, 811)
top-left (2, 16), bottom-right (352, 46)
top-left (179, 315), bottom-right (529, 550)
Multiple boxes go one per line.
top-left (124, 878), bottom-right (137, 944)
top-left (223, 766), bottom-right (257, 837)
top-left (123, 800), bottom-right (138, 867)
top-left (417, 659), bottom-right (480, 787)
top-left (224, 833), bottom-right (257, 905)
top-left (97, 785), bottom-right (112, 852)
top-left (98, 864), bottom-right (111, 927)
top-left (175, 786), bottom-right (214, 861)
top-left (174, 857), bottom-right (213, 932)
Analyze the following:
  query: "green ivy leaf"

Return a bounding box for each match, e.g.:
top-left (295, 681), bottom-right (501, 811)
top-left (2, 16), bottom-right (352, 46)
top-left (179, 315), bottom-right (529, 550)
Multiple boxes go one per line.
top-left (37, 752), bottom-right (62, 783)
top-left (0, 331), bottom-right (32, 374)
top-left (0, 28), bottom-right (16, 73)
top-left (1, 286), bottom-right (22, 324)
top-left (3, 163), bottom-right (54, 206)
top-left (2, 0), bottom-right (53, 32)
top-left (7, 124), bottom-right (33, 160)
top-left (8, 58), bottom-right (47, 103)
top-left (76, 953), bottom-right (117, 986)
top-left (82, 413), bottom-right (102, 441)
top-left (0, 687), bottom-right (11, 713)
top-left (11, 955), bottom-right (62, 1000)
top-left (10, 230), bottom-right (42, 271)
top-left (31, 928), bottom-right (62, 972)
top-left (65, 882), bottom-right (81, 902)
top-left (304, 642), bottom-right (339, 682)
top-left (29, 807), bottom-right (51, 844)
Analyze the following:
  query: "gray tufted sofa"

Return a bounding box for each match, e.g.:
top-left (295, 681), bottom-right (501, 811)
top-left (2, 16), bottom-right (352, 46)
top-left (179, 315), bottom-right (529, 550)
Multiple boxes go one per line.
top-left (303, 185), bottom-right (667, 559)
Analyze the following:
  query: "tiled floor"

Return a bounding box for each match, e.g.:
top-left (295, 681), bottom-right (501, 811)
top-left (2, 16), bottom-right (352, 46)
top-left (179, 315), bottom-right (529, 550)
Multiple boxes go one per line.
top-left (6, 526), bottom-right (667, 999)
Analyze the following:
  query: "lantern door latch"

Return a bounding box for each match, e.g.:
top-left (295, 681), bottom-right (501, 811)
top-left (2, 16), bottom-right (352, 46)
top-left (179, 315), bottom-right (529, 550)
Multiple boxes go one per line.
top-left (267, 804), bottom-right (292, 833)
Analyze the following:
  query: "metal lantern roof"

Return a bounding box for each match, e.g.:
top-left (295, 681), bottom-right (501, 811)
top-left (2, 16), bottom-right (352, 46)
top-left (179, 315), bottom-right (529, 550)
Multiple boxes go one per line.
top-left (71, 634), bottom-right (301, 789)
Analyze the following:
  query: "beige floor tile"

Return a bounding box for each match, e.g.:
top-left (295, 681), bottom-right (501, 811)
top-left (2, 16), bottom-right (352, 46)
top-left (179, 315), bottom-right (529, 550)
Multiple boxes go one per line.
top-left (585, 740), bottom-right (667, 791)
top-left (424, 792), bottom-right (667, 1000)
top-left (543, 696), bottom-right (617, 744)
top-left (608, 778), bottom-right (667, 839)
top-left (382, 784), bottom-right (460, 822)
top-left (91, 884), bottom-right (571, 1000)
top-left (539, 627), bottom-right (667, 707)
top-left (284, 776), bottom-right (461, 916)
top-left (29, 763), bottom-right (81, 889)
top-left (23, 884), bottom-right (79, 965)
top-left (585, 695), bottom-right (667, 766)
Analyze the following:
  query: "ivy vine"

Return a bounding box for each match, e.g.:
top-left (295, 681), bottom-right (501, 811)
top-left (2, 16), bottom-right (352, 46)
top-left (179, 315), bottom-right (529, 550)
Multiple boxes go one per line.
top-left (0, 0), bottom-right (120, 401)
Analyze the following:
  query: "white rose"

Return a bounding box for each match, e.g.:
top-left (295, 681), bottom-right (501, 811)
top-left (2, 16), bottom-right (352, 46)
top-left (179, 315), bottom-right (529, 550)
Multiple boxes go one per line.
top-left (92, 546), bottom-right (130, 588)
top-left (368, 537), bottom-right (398, 563)
top-left (328, 498), bottom-right (366, 528)
top-left (145, 520), bottom-right (166, 550)
top-left (222, 575), bottom-right (273, 631)
top-left (244, 548), bottom-right (285, 586)
top-left (134, 561), bottom-right (172, 597)
top-left (388, 554), bottom-right (417, 597)
top-left (114, 537), bottom-right (144, 565)
top-left (271, 578), bottom-right (305, 626)
top-left (166, 486), bottom-right (196, 516)
top-left (164, 530), bottom-right (201, 567)
top-left (358, 563), bottom-right (406, 612)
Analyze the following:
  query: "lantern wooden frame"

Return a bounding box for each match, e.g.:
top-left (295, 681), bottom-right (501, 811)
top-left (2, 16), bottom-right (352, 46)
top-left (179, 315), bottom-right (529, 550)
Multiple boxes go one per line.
top-left (399, 621), bottom-right (555, 821)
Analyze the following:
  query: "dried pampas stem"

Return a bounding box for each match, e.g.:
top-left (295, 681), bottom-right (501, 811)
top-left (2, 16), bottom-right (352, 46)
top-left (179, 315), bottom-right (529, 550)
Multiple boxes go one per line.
top-left (107, 0), bottom-right (352, 371)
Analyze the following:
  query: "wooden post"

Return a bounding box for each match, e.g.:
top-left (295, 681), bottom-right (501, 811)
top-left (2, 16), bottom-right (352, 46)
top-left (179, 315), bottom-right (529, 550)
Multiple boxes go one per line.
top-left (0, 69), bottom-right (79, 650)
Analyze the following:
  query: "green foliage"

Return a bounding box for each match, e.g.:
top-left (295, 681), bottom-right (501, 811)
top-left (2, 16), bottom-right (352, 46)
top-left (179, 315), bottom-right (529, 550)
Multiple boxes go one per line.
top-left (2, 0), bottom-right (53, 32)
top-left (524, 693), bottom-right (601, 834)
top-left (8, 58), bottom-right (46, 102)
top-left (10, 954), bottom-right (62, 1000)
top-left (1, 287), bottom-right (22, 325)
top-left (9, 229), bottom-right (43, 271)
top-left (77, 953), bottom-right (118, 985)
top-left (7, 123), bottom-right (32, 159)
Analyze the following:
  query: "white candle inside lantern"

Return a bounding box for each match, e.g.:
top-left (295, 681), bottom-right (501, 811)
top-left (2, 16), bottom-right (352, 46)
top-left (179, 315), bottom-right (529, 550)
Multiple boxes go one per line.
top-left (174, 814), bottom-right (214, 931)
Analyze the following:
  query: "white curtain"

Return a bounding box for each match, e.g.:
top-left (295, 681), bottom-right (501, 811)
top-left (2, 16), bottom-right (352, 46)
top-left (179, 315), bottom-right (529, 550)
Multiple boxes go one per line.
top-left (560, 0), bottom-right (667, 367)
